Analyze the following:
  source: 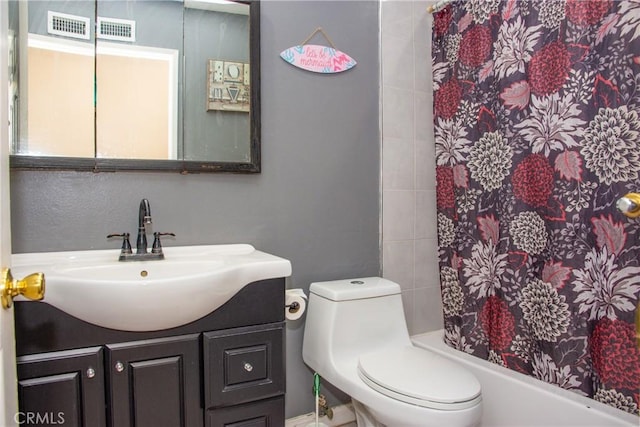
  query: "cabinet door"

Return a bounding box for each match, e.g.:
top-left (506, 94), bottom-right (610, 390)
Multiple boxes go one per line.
top-left (206, 397), bottom-right (284, 427)
top-left (106, 334), bottom-right (202, 427)
top-left (17, 347), bottom-right (106, 427)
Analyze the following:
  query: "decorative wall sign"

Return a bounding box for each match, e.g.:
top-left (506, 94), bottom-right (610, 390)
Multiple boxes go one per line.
top-left (207, 59), bottom-right (250, 112)
top-left (280, 27), bottom-right (357, 74)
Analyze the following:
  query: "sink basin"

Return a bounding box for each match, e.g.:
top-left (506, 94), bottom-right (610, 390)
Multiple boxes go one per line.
top-left (53, 260), bottom-right (225, 281)
top-left (11, 244), bottom-right (292, 331)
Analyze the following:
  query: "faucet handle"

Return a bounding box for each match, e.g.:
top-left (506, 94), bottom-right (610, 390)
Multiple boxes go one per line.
top-left (152, 232), bottom-right (176, 254)
top-left (107, 233), bottom-right (133, 254)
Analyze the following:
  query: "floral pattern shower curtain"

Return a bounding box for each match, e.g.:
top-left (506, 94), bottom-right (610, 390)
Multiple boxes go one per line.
top-left (433, 0), bottom-right (640, 415)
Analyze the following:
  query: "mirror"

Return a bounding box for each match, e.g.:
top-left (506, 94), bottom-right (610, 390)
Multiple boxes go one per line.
top-left (7, 0), bottom-right (260, 173)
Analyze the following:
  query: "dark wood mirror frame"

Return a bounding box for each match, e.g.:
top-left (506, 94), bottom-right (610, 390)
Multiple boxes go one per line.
top-left (10, 0), bottom-right (260, 174)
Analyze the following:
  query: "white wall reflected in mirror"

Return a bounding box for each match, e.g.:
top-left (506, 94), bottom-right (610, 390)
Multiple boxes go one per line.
top-left (96, 42), bottom-right (179, 160)
top-left (24, 34), bottom-right (178, 160)
top-left (24, 35), bottom-right (94, 157)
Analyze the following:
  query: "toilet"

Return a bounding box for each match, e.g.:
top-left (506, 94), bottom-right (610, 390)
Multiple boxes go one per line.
top-left (302, 277), bottom-right (482, 427)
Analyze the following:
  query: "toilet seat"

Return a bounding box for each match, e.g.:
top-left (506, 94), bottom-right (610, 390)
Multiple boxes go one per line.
top-left (357, 346), bottom-right (481, 411)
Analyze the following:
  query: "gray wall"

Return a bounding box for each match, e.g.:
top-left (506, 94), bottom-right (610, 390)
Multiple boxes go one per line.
top-left (10, 0), bottom-right (380, 419)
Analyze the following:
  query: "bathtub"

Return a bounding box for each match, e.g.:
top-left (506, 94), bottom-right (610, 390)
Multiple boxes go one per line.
top-left (411, 330), bottom-right (638, 427)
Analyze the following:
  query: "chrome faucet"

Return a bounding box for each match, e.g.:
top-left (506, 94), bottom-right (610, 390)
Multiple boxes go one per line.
top-left (107, 198), bottom-right (174, 261)
top-left (137, 198), bottom-right (152, 254)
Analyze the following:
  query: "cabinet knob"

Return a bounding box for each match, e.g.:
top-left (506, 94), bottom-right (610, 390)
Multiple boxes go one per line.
top-left (115, 361), bottom-right (125, 373)
top-left (86, 367), bottom-right (95, 379)
top-left (243, 362), bottom-right (253, 372)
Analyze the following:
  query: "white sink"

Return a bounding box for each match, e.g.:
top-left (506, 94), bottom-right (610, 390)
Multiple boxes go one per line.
top-left (11, 244), bottom-right (292, 331)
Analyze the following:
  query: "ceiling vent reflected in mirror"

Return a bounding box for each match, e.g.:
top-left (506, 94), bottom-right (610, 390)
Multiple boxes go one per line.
top-left (97, 17), bottom-right (136, 42)
top-left (47, 11), bottom-right (90, 40)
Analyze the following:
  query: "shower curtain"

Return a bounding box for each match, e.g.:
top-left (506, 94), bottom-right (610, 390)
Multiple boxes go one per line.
top-left (432, 0), bottom-right (640, 415)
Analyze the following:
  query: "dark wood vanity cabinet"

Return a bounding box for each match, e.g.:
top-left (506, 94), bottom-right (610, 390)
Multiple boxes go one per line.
top-left (14, 278), bottom-right (286, 427)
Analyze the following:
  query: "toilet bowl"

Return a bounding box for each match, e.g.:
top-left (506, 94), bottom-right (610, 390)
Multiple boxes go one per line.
top-left (302, 277), bottom-right (482, 427)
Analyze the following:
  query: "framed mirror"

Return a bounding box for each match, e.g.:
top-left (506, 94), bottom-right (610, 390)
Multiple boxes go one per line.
top-left (8, 0), bottom-right (260, 173)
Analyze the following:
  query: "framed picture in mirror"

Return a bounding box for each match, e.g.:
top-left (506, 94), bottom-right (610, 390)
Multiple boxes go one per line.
top-left (206, 59), bottom-right (250, 112)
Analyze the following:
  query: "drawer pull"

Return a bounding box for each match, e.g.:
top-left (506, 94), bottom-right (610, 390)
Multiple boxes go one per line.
top-left (86, 367), bottom-right (96, 379)
top-left (115, 361), bottom-right (125, 373)
top-left (243, 362), bottom-right (253, 372)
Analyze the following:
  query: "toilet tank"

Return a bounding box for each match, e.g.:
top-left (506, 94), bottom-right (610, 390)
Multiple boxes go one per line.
top-left (303, 277), bottom-right (412, 373)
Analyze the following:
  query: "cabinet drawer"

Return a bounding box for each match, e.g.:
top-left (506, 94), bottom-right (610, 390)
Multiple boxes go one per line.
top-left (206, 396), bottom-right (284, 427)
top-left (204, 323), bottom-right (284, 408)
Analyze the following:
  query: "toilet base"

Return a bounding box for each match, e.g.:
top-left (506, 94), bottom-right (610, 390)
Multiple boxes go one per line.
top-left (352, 399), bottom-right (384, 427)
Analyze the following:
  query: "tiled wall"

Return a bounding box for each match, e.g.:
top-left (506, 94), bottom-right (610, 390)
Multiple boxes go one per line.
top-left (381, 0), bottom-right (443, 335)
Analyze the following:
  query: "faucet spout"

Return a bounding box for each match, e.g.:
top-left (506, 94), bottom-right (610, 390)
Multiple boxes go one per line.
top-left (136, 199), bottom-right (152, 254)
top-left (109, 198), bottom-right (172, 261)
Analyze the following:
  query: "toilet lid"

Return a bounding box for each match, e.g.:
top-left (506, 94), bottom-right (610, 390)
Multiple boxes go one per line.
top-left (357, 346), bottom-right (481, 410)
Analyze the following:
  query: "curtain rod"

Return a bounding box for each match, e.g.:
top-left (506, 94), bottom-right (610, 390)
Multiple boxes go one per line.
top-left (427, 0), bottom-right (453, 14)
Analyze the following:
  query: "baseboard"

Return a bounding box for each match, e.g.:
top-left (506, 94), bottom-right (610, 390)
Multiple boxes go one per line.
top-left (285, 403), bottom-right (357, 427)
